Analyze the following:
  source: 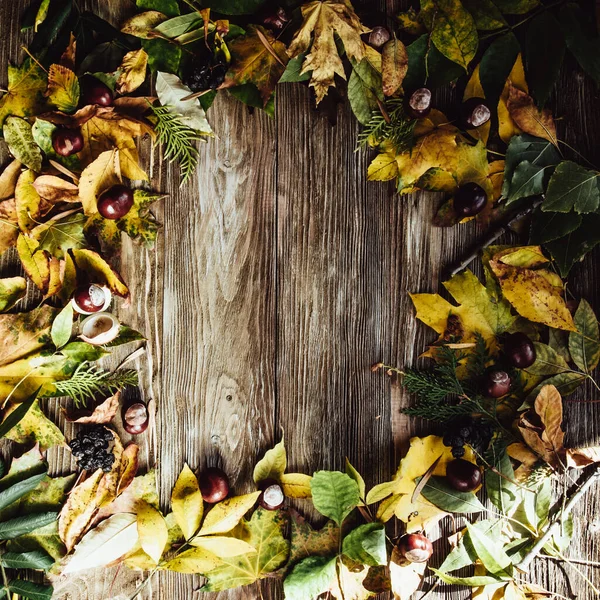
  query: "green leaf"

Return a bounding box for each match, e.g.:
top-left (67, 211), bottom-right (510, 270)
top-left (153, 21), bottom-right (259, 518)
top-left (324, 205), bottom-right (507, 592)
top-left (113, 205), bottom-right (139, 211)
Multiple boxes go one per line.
top-left (254, 439), bottom-right (286, 483)
top-left (32, 213), bottom-right (87, 259)
top-left (7, 579), bottom-right (53, 600)
top-left (279, 54), bottom-right (311, 83)
top-left (137, 0), bottom-right (179, 17)
top-left (50, 304), bottom-right (73, 350)
top-left (480, 33), bottom-right (520, 109)
top-left (288, 510), bottom-right (339, 569)
top-left (4, 117), bottom-right (43, 172)
top-left (529, 206), bottom-right (582, 245)
top-left (310, 471), bottom-right (360, 526)
top-left (485, 447), bottom-right (517, 513)
top-left (345, 459), bottom-right (366, 502)
top-left (342, 523), bottom-right (386, 567)
top-left (142, 38), bottom-right (181, 74)
top-left (525, 12), bottom-right (565, 107)
top-left (348, 59), bottom-right (383, 126)
top-left (432, 568), bottom-right (508, 586)
top-left (522, 371), bottom-right (586, 408)
top-left (0, 388), bottom-right (40, 439)
top-left (0, 472), bottom-right (47, 512)
top-left (0, 277), bottom-right (27, 312)
top-left (283, 555), bottom-right (337, 600)
top-left (154, 14), bottom-right (202, 38)
top-left (202, 0), bottom-right (266, 16)
top-left (548, 327), bottom-right (571, 363)
top-left (466, 523), bottom-right (512, 575)
top-left (420, 476), bottom-right (485, 513)
top-left (491, 0), bottom-right (539, 14)
top-left (560, 2), bottom-right (600, 86)
top-left (462, 0), bottom-right (507, 30)
top-left (0, 512), bottom-right (57, 539)
top-left (569, 299), bottom-right (600, 373)
top-left (543, 161), bottom-right (600, 214)
top-left (227, 84), bottom-right (275, 116)
top-left (2, 550), bottom-right (54, 570)
top-left (31, 119), bottom-right (80, 172)
top-left (526, 342), bottom-right (570, 376)
top-left (5, 520), bottom-right (64, 561)
top-left (35, 0), bottom-right (51, 31)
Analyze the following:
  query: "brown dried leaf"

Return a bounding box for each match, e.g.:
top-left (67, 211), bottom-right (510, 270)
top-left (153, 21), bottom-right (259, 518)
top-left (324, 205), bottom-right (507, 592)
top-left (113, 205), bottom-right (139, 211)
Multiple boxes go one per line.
top-left (33, 175), bottom-right (81, 204)
top-left (566, 446), bottom-right (600, 468)
top-left (116, 49), bottom-right (149, 95)
top-left (60, 33), bottom-right (77, 71)
top-left (0, 199), bottom-right (19, 253)
top-left (63, 391), bottom-right (120, 424)
top-left (382, 37), bottom-right (408, 97)
top-left (507, 82), bottom-right (557, 145)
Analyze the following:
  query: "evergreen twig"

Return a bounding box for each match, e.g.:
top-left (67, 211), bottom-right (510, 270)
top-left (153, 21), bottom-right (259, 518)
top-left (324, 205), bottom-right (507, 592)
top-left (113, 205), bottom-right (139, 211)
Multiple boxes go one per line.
top-left (356, 98), bottom-right (416, 153)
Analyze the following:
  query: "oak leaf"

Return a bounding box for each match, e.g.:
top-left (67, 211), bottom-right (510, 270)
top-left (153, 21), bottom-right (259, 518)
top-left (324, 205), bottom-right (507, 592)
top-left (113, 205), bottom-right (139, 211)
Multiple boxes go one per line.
top-left (117, 49), bottom-right (149, 95)
top-left (46, 65), bottom-right (80, 113)
top-left (507, 82), bottom-right (557, 146)
top-left (287, 0), bottom-right (369, 104)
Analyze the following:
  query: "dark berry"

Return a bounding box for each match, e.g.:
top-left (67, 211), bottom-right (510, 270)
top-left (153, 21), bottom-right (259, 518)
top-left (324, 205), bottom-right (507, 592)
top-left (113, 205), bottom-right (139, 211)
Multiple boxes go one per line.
top-left (483, 369), bottom-right (512, 398)
top-left (454, 183), bottom-right (487, 218)
top-left (72, 284), bottom-right (107, 314)
top-left (452, 446), bottom-right (466, 458)
top-left (69, 425), bottom-right (115, 472)
top-left (504, 333), bottom-right (537, 369)
top-left (446, 459), bottom-right (482, 492)
top-left (52, 128), bottom-right (84, 157)
top-left (184, 51), bottom-right (228, 92)
top-left (461, 97), bottom-right (491, 129)
top-left (363, 26), bottom-right (391, 49)
top-left (123, 402), bottom-right (149, 435)
top-left (258, 479), bottom-right (285, 510)
top-left (261, 7), bottom-right (290, 33)
top-left (199, 467), bottom-right (230, 503)
top-left (81, 77), bottom-right (113, 107)
top-left (97, 185), bottom-right (134, 220)
top-left (397, 533), bottom-right (433, 563)
top-left (405, 88), bottom-right (432, 119)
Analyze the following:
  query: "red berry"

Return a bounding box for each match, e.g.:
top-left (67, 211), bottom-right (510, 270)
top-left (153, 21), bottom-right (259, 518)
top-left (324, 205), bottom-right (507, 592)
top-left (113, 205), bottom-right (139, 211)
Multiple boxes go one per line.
top-left (397, 533), bottom-right (433, 563)
top-left (72, 284), bottom-right (107, 313)
top-left (504, 332), bottom-right (537, 369)
top-left (483, 369), bottom-right (512, 398)
top-left (123, 402), bottom-right (149, 435)
top-left (52, 127), bottom-right (84, 157)
top-left (454, 183), bottom-right (487, 217)
top-left (258, 479), bottom-right (285, 510)
top-left (461, 97), bottom-right (491, 129)
top-left (81, 77), bottom-right (113, 107)
top-left (446, 459), bottom-right (482, 492)
top-left (199, 467), bottom-right (230, 503)
top-left (405, 88), bottom-right (432, 119)
top-left (97, 185), bottom-right (134, 220)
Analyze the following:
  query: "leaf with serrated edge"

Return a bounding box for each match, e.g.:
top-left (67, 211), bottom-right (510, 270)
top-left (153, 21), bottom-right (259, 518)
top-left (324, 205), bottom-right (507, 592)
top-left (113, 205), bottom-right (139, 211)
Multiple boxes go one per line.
top-left (198, 492), bottom-right (260, 536)
top-left (171, 463), bottom-right (203, 540)
top-left (284, 555), bottom-right (337, 600)
top-left (310, 471), bottom-right (360, 526)
top-left (46, 65), bottom-right (79, 113)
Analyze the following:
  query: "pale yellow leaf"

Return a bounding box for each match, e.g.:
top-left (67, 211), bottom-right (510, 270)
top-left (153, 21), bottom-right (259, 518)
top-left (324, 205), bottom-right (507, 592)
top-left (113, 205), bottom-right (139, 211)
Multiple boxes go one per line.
top-left (280, 473), bottom-right (312, 498)
top-left (171, 463), bottom-right (203, 540)
top-left (190, 535), bottom-right (256, 557)
top-left (253, 439), bottom-right (286, 483)
top-left (137, 500), bottom-right (168, 564)
top-left (198, 492), bottom-right (261, 536)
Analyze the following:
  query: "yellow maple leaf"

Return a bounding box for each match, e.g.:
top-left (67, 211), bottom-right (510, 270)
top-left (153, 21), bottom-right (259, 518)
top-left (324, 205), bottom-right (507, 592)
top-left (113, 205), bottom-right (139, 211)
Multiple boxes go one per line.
top-left (0, 59), bottom-right (48, 127)
top-left (288, 0), bottom-right (369, 104)
top-left (117, 49), bottom-right (149, 95)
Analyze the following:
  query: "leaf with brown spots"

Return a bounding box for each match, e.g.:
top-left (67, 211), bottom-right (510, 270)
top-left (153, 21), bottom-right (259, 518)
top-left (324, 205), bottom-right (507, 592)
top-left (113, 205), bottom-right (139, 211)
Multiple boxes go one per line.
top-left (507, 82), bottom-right (557, 145)
top-left (3, 399), bottom-right (65, 450)
top-left (287, 509), bottom-right (339, 570)
top-left (46, 64), bottom-right (80, 113)
top-left (382, 37), bottom-right (408, 97)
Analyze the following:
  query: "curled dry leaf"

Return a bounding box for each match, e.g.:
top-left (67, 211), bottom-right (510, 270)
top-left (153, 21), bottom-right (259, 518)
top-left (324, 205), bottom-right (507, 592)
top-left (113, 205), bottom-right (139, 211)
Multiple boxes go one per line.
top-left (507, 82), bottom-right (557, 146)
top-left (566, 446), bottom-right (600, 468)
top-left (117, 49), bottom-right (149, 95)
top-left (0, 159), bottom-right (22, 200)
top-left (33, 175), bottom-right (81, 205)
top-left (389, 546), bottom-right (426, 600)
top-left (63, 391), bottom-right (120, 424)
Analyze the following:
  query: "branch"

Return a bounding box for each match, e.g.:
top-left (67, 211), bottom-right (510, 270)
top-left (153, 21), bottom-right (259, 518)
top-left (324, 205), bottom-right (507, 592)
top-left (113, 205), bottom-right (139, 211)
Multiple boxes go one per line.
top-left (515, 462), bottom-right (600, 572)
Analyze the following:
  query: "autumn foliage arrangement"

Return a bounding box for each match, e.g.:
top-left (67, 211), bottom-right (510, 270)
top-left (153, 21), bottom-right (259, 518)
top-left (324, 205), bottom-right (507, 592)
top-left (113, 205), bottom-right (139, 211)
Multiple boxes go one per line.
top-left (0, 0), bottom-right (599, 598)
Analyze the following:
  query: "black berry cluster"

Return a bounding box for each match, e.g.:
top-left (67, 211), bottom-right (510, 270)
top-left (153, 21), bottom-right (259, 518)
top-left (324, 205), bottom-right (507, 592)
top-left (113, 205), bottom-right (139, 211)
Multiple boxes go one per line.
top-left (184, 52), bottom-right (227, 92)
top-left (443, 416), bottom-right (494, 458)
top-left (69, 426), bottom-right (116, 472)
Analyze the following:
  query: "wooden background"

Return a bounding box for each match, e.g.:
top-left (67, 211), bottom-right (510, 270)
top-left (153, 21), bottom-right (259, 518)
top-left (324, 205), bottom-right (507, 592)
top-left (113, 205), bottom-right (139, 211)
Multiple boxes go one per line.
top-left (2, 0), bottom-right (600, 598)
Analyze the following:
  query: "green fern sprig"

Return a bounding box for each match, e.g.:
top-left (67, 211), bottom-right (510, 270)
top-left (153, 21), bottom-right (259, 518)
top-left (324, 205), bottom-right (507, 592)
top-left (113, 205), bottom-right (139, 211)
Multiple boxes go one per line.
top-left (43, 363), bottom-right (139, 407)
top-left (150, 104), bottom-right (204, 185)
top-left (357, 98), bottom-right (416, 153)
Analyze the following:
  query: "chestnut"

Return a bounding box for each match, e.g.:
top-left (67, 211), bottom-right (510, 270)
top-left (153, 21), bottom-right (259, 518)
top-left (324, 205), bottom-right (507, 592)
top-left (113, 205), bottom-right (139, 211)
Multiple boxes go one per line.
top-left (446, 459), bottom-right (482, 492)
top-left (81, 77), bottom-right (113, 107)
top-left (461, 97), bottom-right (491, 129)
top-left (258, 478), bottom-right (285, 510)
top-left (405, 88), bottom-right (432, 119)
top-left (123, 402), bottom-right (149, 435)
top-left (397, 533), bottom-right (433, 563)
top-left (261, 7), bottom-right (290, 33)
top-left (453, 182), bottom-right (487, 218)
top-left (199, 467), bottom-right (230, 504)
top-left (71, 284), bottom-right (111, 314)
top-left (52, 127), bottom-right (84, 157)
top-left (97, 185), bottom-right (134, 220)
top-left (364, 25), bottom-right (391, 49)
top-left (483, 369), bottom-right (512, 398)
top-left (504, 332), bottom-right (536, 369)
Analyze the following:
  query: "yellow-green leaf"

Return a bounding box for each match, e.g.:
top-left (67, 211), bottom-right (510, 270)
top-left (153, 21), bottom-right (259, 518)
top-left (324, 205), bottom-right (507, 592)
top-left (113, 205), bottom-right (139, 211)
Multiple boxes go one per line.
top-left (171, 463), bottom-right (203, 540)
top-left (78, 150), bottom-right (121, 216)
top-left (280, 473), bottom-right (313, 498)
top-left (117, 49), bottom-right (149, 95)
top-left (253, 439), bottom-right (287, 483)
top-left (16, 234), bottom-right (49, 292)
top-left (0, 60), bottom-right (48, 128)
top-left (71, 248), bottom-right (129, 298)
top-left (382, 37), bottom-right (408, 97)
top-left (3, 400), bottom-right (64, 451)
top-left (4, 118), bottom-right (43, 172)
top-left (46, 65), bottom-right (80, 113)
top-left (0, 276), bottom-right (27, 311)
top-left (137, 500), bottom-right (168, 564)
top-left (162, 546), bottom-right (221, 574)
top-left (190, 536), bottom-right (256, 557)
top-left (15, 170), bottom-right (42, 232)
top-left (198, 492), bottom-right (260, 536)
top-left (367, 149), bottom-right (398, 181)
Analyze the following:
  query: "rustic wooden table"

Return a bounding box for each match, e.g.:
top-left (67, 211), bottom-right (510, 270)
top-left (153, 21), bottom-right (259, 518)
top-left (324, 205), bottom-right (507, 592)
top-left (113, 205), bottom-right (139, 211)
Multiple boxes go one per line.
top-left (1, 0), bottom-right (600, 598)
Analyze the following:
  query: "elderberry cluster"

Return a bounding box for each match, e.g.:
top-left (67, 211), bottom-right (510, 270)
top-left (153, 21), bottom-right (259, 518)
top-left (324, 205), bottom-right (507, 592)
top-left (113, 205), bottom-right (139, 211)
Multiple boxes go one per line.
top-left (184, 53), bottom-right (227, 92)
top-left (69, 426), bottom-right (115, 472)
top-left (443, 416), bottom-right (494, 459)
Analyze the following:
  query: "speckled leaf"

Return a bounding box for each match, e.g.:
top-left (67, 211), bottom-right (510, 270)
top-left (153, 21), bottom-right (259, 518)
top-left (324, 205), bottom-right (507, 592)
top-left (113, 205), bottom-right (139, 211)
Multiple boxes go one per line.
top-left (382, 37), bottom-right (408, 96)
top-left (4, 401), bottom-right (64, 451)
top-left (287, 509), bottom-right (339, 570)
top-left (0, 277), bottom-right (27, 311)
top-left (171, 463), bottom-right (203, 540)
top-left (121, 11), bottom-right (168, 39)
top-left (0, 60), bottom-right (48, 129)
top-left (46, 65), bottom-right (79, 113)
top-left (569, 299), bottom-right (600, 373)
top-left (526, 343), bottom-right (569, 376)
top-left (4, 118), bottom-right (42, 172)
top-left (348, 57), bottom-right (383, 125)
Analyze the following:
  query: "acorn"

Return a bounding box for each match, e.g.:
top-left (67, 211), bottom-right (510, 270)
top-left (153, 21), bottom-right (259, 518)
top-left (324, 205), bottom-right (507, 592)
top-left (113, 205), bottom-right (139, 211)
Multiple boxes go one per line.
top-left (199, 467), bottom-right (230, 503)
top-left (122, 402), bottom-right (149, 435)
top-left (52, 127), bottom-right (84, 157)
top-left (504, 332), bottom-right (537, 369)
top-left (97, 185), bottom-right (134, 220)
top-left (258, 478), bottom-right (285, 510)
top-left (81, 77), bottom-right (113, 107)
top-left (405, 88), bottom-right (432, 119)
top-left (483, 369), bottom-right (512, 398)
top-left (453, 182), bottom-right (487, 218)
top-left (71, 284), bottom-right (111, 315)
top-left (397, 533), bottom-right (433, 563)
top-left (461, 97), bottom-right (491, 129)
top-left (446, 459), bottom-right (482, 492)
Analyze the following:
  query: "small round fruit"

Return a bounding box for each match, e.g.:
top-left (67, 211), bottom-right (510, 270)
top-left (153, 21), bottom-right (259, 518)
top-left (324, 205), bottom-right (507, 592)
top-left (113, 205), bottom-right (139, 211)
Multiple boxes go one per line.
top-left (72, 284), bottom-right (108, 314)
top-left (364, 26), bottom-right (391, 49)
top-left (199, 467), bottom-right (230, 503)
top-left (483, 369), bottom-right (512, 398)
top-left (446, 459), bottom-right (482, 492)
top-left (262, 7), bottom-right (290, 33)
top-left (81, 77), bottom-right (113, 107)
top-left (405, 88), bottom-right (432, 119)
top-left (123, 402), bottom-right (149, 435)
top-left (259, 479), bottom-right (285, 510)
top-left (97, 185), bottom-right (134, 220)
top-left (454, 182), bottom-right (487, 218)
top-left (461, 97), bottom-right (491, 129)
top-left (397, 533), bottom-right (433, 563)
top-left (504, 332), bottom-right (537, 369)
top-left (52, 127), bottom-right (84, 157)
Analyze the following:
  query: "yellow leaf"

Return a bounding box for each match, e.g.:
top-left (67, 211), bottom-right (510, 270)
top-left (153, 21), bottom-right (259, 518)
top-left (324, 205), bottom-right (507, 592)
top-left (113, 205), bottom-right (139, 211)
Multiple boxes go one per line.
top-left (498, 54), bottom-right (527, 144)
top-left (0, 60), bottom-right (48, 128)
top-left (117, 49), bottom-right (149, 95)
top-left (0, 159), bottom-right (22, 200)
top-left (382, 37), bottom-right (408, 97)
top-left (46, 64), bottom-right (80, 113)
top-left (507, 82), bottom-right (557, 145)
top-left (253, 439), bottom-right (287, 483)
top-left (494, 245), bottom-right (549, 268)
top-left (3, 399), bottom-right (65, 451)
top-left (280, 473), bottom-right (313, 498)
top-left (162, 546), bottom-right (222, 574)
top-left (45, 255), bottom-right (63, 299)
top-left (0, 199), bottom-right (18, 254)
top-left (16, 234), bottom-right (49, 291)
top-left (78, 149), bottom-right (121, 216)
top-left (71, 248), bottom-right (129, 298)
top-left (121, 11), bottom-right (168, 38)
top-left (463, 64), bottom-right (490, 144)
top-left (395, 493), bottom-right (449, 533)
top-left (190, 535), bottom-right (256, 557)
top-left (376, 494), bottom-right (402, 522)
top-left (198, 492), bottom-right (261, 536)
top-left (171, 463), bottom-right (203, 540)
top-left (389, 547), bottom-right (426, 600)
top-left (367, 148), bottom-right (399, 181)
top-left (137, 500), bottom-right (168, 564)
top-left (287, 0), bottom-right (369, 104)
top-left (489, 259), bottom-right (575, 331)
top-left (15, 170), bottom-right (41, 232)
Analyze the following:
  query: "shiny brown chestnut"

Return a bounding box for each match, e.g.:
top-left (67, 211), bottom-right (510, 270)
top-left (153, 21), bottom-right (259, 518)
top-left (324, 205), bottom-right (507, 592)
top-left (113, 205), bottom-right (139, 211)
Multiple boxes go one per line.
top-left (453, 182), bottom-right (487, 218)
top-left (397, 533), bottom-right (433, 563)
top-left (446, 459), bottom-right (482, 492)
top-left (483, 369), bottom-right (512, 398)
top-left (97, 185), bottom-right (134, 220)
top-left (81, 77), bottom-right (113, 107)
top-left (123, 402), bottom-right (149, 435)
top-left (504, 332), bottom-right (537, 369)
top-left (199, 467), bottom-right (230, 503)
top-left (364, 25), bottom-right (391, 49)
top-left (52, 127), bottom-right (84, 157)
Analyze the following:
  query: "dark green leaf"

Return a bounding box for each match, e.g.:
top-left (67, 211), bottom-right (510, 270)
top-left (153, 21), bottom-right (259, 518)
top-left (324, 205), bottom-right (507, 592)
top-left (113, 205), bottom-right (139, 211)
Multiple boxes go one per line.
top-left (283, 555), bottom-right (337, 600)
top-left (480, 33), bottom-right (520, 109)
top-left (279, 55), bottom-right (311, 83)
top-left (142, 38), bottom-right (181, 74)
top-left (506, 160), bottom-right (554, 203)
top-left (137, 0), bottom-right (180, 17)
top-left (2, 550), bottom-right (54, 570)
top-left (342, 523), bottom-right (386, 567)
top-left (203, 0), bottom-right (266, 16)
top-left (8, 579), bottom-right (53, 600)
top-left (462, 0), bottom-right (507, 30)
top-left (348, 59), bottom-right (383, 125)
top-left (310, 471), bottom-right (360, 526)
top-left (491, 0), bottom-right (539, 14)
top-left (522, 371), bottom-right (586, 408)
top-left (78, 42), bottom-right (126, 75)
top-left (569, 299), bottom-right (600, 373)
top-left (525, 12), bottom-right (565, 107)
top-left (29, 1), bottom-right (72, 57)
top-left (0, 472), bottom-right (47, 512)
top-left (529, 206), bottom-right (582, 244)
top-left (0, 512), bottom-right (58, 539)
top-left (0, 388), bottom-right (40, 439)
top-left (420, 476), bottom-right (485, 513)
top-left (526, 342), bottom-right (570, 376)
top-left (543, 161), bottom-right (600, 214)
top-left (227, 84), bottom-right (275, 116)
top-left (50, 304), bottom-right (73, 350)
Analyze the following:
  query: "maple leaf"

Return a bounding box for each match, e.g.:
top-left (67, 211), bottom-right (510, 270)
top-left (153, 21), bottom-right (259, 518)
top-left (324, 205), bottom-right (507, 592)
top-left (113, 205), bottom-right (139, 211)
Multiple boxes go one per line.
top-left (288, 0), bottom-right (370, 104)
top-left (221, 26), bottom-right (288, 106)
top-left (0, 59), bottom-right (48, 129)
